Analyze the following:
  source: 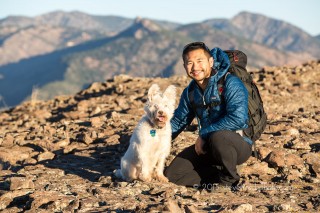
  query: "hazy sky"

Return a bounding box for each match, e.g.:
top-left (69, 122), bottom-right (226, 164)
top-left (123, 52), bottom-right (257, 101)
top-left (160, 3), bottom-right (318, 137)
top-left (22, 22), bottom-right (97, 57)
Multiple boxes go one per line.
top-left (0, 0), bottom-right (319, 36)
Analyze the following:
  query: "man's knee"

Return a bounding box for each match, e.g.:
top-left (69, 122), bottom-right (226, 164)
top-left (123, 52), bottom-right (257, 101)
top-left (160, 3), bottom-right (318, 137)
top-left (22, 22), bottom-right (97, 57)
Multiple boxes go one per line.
top-left (207, 130), bottom-right (231, 150)
top-left (164, 164), bottom-right (175, 179)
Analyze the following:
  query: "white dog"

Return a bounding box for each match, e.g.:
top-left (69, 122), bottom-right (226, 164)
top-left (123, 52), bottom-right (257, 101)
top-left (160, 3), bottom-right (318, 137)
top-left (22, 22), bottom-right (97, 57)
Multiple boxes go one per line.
top-left (115, 84), bottom-right (176, 182)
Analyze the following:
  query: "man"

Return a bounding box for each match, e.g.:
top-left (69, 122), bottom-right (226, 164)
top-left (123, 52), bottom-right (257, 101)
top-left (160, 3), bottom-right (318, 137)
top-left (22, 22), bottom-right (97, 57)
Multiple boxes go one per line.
top-left (165, 42), bottom-right (252, 189)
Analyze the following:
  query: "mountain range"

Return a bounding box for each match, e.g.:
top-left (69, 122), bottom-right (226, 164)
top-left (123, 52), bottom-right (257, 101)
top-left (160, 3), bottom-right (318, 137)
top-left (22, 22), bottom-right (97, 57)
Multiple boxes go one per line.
top-left (0, 11), bottom-right (319, 108)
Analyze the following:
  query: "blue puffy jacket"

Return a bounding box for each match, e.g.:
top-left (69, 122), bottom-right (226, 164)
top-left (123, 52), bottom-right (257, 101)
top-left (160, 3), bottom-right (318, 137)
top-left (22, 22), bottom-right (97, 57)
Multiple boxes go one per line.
top-left (171, 47), bottom-right (252, 145)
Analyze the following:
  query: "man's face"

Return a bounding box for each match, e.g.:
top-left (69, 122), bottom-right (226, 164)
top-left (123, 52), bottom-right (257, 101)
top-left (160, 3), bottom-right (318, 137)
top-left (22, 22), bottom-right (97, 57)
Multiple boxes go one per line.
top-left (183, 49), bottom-right (213, 84)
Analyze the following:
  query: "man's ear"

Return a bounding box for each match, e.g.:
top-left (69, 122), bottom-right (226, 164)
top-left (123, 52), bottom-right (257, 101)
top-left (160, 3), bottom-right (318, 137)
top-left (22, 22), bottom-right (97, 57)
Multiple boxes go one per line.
top-left (182, 59), bottom-right (186, 69)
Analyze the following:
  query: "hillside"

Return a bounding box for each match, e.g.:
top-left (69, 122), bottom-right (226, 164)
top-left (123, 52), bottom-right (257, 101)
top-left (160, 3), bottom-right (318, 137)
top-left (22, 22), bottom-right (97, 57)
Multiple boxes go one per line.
top-left (1, 11), bottom-right (320, 109)
top-left (0, 11), bottom-right (134, 66)
top-left (0, 61), bottom-right (319, 212)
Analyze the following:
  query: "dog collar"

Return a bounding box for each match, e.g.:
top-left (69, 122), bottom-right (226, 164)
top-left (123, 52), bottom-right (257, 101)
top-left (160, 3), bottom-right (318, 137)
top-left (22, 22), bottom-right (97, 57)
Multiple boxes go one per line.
top-left (150, 129), bottom-right (156, 137)
top-left (147, 118), bottom-right (163, 130)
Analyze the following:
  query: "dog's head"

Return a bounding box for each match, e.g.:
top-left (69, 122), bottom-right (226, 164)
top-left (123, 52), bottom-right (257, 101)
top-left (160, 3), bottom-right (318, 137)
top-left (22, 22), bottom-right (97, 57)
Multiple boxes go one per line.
top-left (144, 84), bottom-right (176, 128)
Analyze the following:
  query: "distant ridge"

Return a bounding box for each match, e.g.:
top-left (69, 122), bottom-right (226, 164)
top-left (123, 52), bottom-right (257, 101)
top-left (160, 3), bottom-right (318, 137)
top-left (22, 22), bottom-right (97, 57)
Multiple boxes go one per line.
top-left (0, 11), bottom-right (319, 108)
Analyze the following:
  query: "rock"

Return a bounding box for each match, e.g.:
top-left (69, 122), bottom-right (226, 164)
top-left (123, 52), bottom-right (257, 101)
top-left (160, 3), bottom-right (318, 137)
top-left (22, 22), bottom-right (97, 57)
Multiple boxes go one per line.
top-left (90, 116), bottom-right (103, 127)
top-left (285, 128), bottom-right (300, 136)
top-left (291, 138), bottom-right (311, 150)
top-left (185, 204), bottom-right (205, 213)
top-left (37, 151), bottom-right (55, 162)
top-left (77, 100), bottom-right (90, 111)
top-left (79, 197), bottom-right (100, 209)
top-left (55, 139), bottom-right (70, 147)
top-left (163, 199), bottom-right (183, 213)
top-left (9, 176), bottom-right (35, 190)
top-left (77, 133), bottom-right (93, 145)
top-left (231, 203), bottom-right (253, 212)
top-left (272, 203), bottom-right (292, 211)
top-left (63, 142), bottom-right (86, 154)
top-left (286, 169), bottom-right (304, 181)
top-left (98, 176), bottom-right (113, 185)
top-left (113, 74), bottom-right (132, 83)
top-left (28, 191), bottom-right (77, 212)
top-left (285, 153), bottom-right (304, 169)
top-left (105, 134), bottom-right (120, 144)
top-left (303, 153), bottom-right (320, 177)
top-left (63, 111), bottom-right (88, 120)
top-left (257, 147), bottom-right (272, 160)
top-left (239, 161), bottom-right (277, 177)
top-left (111, 111), bottom-right (121, 121)
top-left (309, 195), bottom-right (320, 210)
top-left (87, 82), bottom-right (105, 93)
top-left (1, 133), bottom-right (14, 147)
top-left (0, 189), bottom-right (32, 210)
top-left (32, 109), bottom-right (52, 119)
top-left (265, 150), bottom-right (286, 168)
top-left (0, 146), bottom-right (35, 165)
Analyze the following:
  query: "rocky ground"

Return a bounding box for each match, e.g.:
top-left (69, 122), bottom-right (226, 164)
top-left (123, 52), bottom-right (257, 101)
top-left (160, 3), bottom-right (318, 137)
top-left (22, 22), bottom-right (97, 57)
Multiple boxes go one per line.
top-left (0, 60), bottom-right (320, 212)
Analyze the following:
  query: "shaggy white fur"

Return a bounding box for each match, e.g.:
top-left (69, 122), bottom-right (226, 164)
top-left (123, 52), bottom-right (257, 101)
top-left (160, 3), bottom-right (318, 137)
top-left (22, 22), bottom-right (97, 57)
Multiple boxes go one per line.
top-left (115, 84), bottom-right (176, 182)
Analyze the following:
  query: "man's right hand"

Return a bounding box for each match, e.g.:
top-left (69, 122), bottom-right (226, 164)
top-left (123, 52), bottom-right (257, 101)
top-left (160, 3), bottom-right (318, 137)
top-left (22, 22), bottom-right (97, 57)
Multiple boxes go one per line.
top-left (195, 136), bottom-right (206, 155)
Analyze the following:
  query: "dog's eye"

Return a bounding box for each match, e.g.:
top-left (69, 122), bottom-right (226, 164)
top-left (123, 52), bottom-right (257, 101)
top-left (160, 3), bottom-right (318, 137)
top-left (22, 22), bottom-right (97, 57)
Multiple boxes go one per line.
top-left (154, 104), bottom-right (158, 108)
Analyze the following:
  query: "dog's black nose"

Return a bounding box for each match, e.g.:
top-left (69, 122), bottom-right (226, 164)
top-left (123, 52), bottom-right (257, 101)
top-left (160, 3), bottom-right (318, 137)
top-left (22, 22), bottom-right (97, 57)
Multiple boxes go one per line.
top-left (158, 110), bottom-right (163, 115)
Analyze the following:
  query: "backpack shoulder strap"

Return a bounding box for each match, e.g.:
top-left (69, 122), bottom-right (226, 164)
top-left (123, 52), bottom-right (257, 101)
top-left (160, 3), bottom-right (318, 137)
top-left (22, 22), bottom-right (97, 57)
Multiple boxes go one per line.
top-left (187, 80), bottom-right (196, 111)
top-left (217, 72), bottom-right (230, 96)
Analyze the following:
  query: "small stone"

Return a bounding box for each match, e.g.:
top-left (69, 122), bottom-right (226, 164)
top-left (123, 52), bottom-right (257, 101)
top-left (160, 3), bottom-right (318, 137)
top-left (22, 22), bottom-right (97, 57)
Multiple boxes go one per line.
top-left (305, 202), bottom-right (314, 210)
top-left (285, 153), bottom-right (304, 169)
top-left (90, 116), bottom-right (103, 127)
top-left (286, 128), bottom-right (300, 136)
top-left (37, 151), bottom-right (55, 162)
top-left (0, 189), bottom-right (32, 210)
top-left (265, 150), bottom-right (286, 168)
top-left (105, 134), bottom-right (120, 144)
top-left (291, 138), bottom-right (311, 150)
top-left (77, 133), bottom-right (93, 145)
top-left (2, 133), bottom-right (14, 147)
top-left (257, 147), bottom-right (272, 160)
top-left (184, 204), bottom-right (203, 213)
top-left (303, 153), bottom-right (320, 177)
top-left (98, 176), bottom-right (113, 185)
top-left (63, 142), bottom-right (85, 154)
top-left (232, 203), bottom-right (253, 212)
top-left (32, 109), bottom-right (52, 119)
top-left (111, 111), bottom-right (121, 121)
top-left (272, 203), bottom-right (292, 211)
top-left (55, 139), bottom-right (70, 147)
top-left (163, 199), bottom-right (183, 213)
top-left (9, 177), bottom-right (35, 190)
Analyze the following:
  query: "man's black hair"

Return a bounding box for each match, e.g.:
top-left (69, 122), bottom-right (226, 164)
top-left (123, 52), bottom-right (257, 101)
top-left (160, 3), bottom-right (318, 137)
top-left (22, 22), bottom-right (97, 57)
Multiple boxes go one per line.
top-left (182, 42), bottom-right (211, 61)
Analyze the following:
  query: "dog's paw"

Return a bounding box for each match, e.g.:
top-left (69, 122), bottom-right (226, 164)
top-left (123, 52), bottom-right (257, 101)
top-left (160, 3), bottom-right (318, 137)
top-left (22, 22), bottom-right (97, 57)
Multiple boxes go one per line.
top-left (155, 174), bottom-right (169, 183)
top-left (139, 174), bottom-right (152, 182)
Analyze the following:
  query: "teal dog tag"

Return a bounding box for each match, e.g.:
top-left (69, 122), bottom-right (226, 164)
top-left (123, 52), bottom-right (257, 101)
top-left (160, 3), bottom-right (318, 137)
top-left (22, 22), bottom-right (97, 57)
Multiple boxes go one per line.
top-left (150, 129), bottom-right (156, 137)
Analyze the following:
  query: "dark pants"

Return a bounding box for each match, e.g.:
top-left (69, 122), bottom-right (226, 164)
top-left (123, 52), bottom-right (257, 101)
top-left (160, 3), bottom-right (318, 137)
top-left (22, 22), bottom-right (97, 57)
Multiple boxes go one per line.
top-left (165, 130), bottom-right (252, 187)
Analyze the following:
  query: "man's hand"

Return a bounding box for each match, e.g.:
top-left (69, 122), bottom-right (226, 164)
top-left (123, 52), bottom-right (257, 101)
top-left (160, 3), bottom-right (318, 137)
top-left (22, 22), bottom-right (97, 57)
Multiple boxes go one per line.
top-left (195, 136), bottom-right (206, 155)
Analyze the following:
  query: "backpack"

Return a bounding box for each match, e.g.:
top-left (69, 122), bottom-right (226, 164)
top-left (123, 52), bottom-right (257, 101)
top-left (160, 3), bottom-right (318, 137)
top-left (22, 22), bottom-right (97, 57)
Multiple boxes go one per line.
top-left (188, 50), bottom-right (267, 145)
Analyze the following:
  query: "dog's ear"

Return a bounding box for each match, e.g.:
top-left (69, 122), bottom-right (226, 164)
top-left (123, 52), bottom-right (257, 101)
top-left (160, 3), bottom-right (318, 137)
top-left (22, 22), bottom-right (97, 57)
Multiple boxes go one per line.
top-left (148, 84), bottom-right (160, 102)
top-left (163, 85), bottom-right (176, 105)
